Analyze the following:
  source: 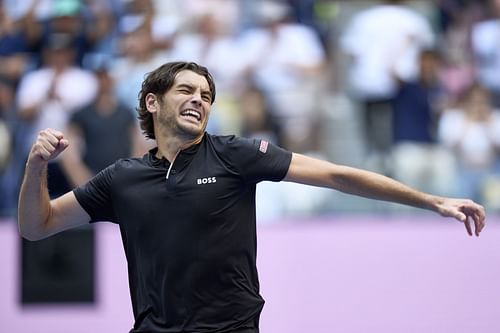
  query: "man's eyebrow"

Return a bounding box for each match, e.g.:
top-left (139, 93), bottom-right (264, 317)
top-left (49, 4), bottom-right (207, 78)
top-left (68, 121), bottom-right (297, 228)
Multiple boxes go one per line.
top-left (176, 83), bottom-right (210, 92)
top-left (175, 83), bottom-right (194, 90)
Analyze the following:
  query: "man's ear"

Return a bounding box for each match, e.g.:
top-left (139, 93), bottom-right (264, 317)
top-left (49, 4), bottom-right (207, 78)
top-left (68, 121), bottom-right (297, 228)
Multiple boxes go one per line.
top-left (145, 93), bottom-right (159, 113)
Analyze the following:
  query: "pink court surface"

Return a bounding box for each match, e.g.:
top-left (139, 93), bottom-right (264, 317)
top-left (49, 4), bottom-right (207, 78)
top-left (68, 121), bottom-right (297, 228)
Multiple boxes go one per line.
top-left (1, 215), bottom-right (499, 333)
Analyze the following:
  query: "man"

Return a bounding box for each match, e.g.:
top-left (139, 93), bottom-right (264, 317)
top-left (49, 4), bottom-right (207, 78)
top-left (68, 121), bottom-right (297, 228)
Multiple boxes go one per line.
top-left (16, 32), bottom-right (98, 196)
top-left (60, 65), bottom-right (145, 188)
top-left (18, 61), bottom-right (485, 333)
top-left (340, 0), bottom-right (435, 172)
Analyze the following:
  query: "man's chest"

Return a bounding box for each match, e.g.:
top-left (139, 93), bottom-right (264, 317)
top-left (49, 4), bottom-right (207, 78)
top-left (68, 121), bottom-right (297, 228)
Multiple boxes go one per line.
top-left (110, 163), bottom-right (254, 256)
top-left (111, 162), bottom-right (252, 225)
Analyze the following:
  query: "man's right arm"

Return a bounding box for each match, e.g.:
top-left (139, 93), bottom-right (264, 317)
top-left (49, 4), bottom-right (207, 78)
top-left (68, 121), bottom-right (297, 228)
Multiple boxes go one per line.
top-left (18, 128), bottom-right (90, 241)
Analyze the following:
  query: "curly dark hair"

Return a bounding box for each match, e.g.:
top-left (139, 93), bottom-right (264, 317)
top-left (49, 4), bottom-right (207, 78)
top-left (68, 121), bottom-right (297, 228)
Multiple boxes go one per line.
top-left (136, 61), bottom-right (216, 139)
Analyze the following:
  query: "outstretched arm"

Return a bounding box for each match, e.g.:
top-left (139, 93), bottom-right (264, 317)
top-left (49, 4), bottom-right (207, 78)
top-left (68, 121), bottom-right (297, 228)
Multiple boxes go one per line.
top-left (284, 153), bottom-right (486, 236)
top-left (18, 128), bottom-right (91, 241)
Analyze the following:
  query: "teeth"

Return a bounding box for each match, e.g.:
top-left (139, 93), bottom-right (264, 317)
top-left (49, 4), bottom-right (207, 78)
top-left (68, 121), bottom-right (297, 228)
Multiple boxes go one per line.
top-left (182, 109), bottom-right (201, 120)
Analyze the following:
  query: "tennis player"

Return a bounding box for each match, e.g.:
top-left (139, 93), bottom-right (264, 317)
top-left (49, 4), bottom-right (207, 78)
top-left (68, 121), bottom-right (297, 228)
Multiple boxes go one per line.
top-left (18, 61), bottom-right (486, 333)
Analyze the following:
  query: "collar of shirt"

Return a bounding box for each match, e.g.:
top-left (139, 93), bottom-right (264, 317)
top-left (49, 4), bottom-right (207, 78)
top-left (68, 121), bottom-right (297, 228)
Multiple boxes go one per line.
top-left (145, 134), bottom-right (205, 172)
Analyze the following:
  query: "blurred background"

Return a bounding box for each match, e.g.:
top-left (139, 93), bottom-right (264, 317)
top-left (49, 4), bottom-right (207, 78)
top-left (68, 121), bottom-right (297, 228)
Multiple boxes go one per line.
top-left (1, 0), bottom-right (500, 332)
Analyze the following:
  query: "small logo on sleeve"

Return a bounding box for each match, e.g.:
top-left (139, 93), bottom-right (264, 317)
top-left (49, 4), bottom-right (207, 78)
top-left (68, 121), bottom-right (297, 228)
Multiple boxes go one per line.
top-left (259, 140), bottom-right (268, 154)
top-left (197, 177), bottom-right (217, 185)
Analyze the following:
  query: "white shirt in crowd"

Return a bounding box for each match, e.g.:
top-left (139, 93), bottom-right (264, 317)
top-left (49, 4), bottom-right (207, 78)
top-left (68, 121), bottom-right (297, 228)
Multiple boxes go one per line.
top-left (340, 4), bottom-right (435, 99)
top-left (439, 109), bottom-right (500, 168)
top-left (16, 67), bottom-right (98, 152)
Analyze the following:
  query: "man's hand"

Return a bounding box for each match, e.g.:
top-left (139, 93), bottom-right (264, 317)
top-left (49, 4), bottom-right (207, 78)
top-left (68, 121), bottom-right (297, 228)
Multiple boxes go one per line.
top-left (435, 198), bottom-right (486, 237)
top-left (28, 128), bottom-right (69, 169)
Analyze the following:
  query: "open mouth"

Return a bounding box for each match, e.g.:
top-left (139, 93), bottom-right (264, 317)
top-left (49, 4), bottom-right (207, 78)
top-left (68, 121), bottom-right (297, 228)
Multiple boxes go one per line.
top-left (180, 109), bottom-right (202, 122)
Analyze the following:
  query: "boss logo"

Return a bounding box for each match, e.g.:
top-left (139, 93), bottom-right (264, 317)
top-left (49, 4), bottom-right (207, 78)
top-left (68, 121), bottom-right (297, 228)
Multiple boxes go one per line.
top-left (197, 177), bottom-right (217, 185)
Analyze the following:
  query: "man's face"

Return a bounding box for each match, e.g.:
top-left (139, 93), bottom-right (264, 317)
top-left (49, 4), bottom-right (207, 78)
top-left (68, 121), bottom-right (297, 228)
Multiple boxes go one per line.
top-left (155, 70), bottom-right (213, 139)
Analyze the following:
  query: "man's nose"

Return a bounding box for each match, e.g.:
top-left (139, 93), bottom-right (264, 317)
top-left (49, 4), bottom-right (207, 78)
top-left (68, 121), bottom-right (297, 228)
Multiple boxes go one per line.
top-left (190, 92), bottom-right (202, 106)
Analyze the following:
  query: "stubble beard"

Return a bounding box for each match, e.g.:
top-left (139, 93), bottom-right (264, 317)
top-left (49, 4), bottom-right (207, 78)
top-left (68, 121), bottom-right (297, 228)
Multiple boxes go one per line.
top-left (158, 110), bottom-right (205, 141)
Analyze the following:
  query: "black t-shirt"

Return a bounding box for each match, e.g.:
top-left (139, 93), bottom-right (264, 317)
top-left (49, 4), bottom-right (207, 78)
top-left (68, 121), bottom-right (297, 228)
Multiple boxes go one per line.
top-left (73, 133), bottom-right (292, 332)
top-left (70, 103), bottom-right (135, 174)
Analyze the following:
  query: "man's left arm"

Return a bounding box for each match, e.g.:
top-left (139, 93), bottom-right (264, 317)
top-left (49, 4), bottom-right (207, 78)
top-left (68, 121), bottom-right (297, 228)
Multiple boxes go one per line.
top-left (284, 153), bottom-right (486, 236)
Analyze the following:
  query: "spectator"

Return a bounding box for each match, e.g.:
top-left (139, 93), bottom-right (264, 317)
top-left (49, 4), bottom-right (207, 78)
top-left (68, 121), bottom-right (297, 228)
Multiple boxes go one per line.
top-left (438, 83), bottom-right (500, 202)
top-left (239, 0), bottom-right (326, 153)
top-left (391, 49), bottom-right (456, 196)
top-left (0, 0), bottom-right (31, 83)
top-left (119, 0), bottom-right (179, 52)
top-left (81, 0), bottom-right (120, 62)
top-left (436, 0), bottom-right (486, 34)
top-left (60, 66), bottom-right (144, 187)
top-left (239, 82), bottom-right (281, 145)
top-left (110, 23), bottom-right (165, 113)
top-left (168, 13), bottom-right (246, 134)
top-left (435, 0), bottom-right (483, 107)
top-left (340, 0), bottom-right (435, 172)
top-left (178, 0), bottom-right (240, 33)
top-left (16, 32), bottom-right (98, 197)
top-left (0, 0), bottom-right (33, 216)
top-left (169, 13), bottom-right (243, 92)
top-left (22, 0), bottom-right (115, 68)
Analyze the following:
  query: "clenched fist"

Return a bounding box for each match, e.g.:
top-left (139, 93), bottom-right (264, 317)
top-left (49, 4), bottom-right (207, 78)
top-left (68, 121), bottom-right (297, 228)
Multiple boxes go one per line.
top-left (28, 128), bottom-right (69, 169)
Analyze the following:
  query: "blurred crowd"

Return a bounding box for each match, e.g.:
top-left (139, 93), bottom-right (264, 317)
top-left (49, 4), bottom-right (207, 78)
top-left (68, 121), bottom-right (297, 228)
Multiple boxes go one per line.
top-left (1, 0), bottom-right (500, 220)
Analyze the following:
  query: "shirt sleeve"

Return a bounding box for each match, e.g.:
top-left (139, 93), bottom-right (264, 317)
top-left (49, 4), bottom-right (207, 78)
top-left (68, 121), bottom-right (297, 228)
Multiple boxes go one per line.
top-left (218, 135), bottom-right (292, 184)
top-left (73, 162), bottom-right (117, 223)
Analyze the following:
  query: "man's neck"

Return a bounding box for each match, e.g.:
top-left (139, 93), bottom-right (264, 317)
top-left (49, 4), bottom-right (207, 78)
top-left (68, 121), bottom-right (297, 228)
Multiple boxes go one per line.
top-left (155, 133), bottom-right (204, 162)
